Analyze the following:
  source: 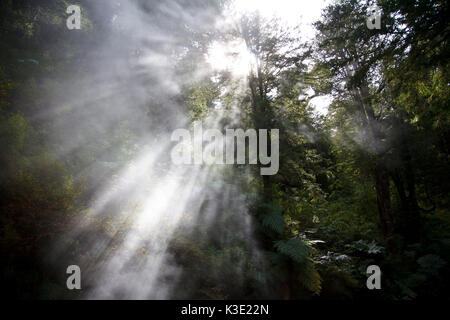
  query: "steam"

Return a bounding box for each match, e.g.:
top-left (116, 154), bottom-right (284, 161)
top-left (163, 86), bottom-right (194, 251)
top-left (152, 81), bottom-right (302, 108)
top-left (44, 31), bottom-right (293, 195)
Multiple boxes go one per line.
top-left (46, 0), bottom-right (267, 299)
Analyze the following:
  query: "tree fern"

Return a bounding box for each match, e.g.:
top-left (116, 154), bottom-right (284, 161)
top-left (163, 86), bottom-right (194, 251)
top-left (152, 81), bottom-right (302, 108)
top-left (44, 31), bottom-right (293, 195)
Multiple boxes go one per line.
top-left (260, 203), bottom-right (284, 234)
top-left (262, 211), bottom-right (284, 234)
top-left (275, 238), bottom-right (322, 294)
top-left (297, 257), bottom-right (322, 295)
top-left (274, 238), bottom-right (310, 264)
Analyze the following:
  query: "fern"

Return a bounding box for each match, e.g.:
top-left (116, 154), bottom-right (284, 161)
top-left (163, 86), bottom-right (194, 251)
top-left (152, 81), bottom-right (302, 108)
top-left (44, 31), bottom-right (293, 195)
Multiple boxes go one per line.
top-left (260, 203), bottom-right (284, 234)
top-left (297, 258), bottom-right (322, 295)
top-left (275, 238), bottom-right (322, 294)
top-left (262, 211), bottom-right (284, 234)
top-left (274, 238), bottom-right (310, 264)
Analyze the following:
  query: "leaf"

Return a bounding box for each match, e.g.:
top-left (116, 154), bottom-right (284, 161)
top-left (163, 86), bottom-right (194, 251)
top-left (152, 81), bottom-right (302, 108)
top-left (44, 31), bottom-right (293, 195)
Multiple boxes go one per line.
top-left (274, 238), bottom-right (310, 264)
top-left (417, 254), bottom-right (446, 275)
top-left (260, 203), bottom-right (284, 234)
top-left (297, 258), bottom-right (322, 295)
top-left (261, 211), bottom-right (284, 234)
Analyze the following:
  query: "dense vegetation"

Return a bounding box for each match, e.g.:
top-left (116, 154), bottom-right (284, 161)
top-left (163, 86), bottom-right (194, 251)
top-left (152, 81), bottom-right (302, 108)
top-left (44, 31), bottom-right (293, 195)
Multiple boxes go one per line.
top-left (0, 0), bottom-right (449, 300)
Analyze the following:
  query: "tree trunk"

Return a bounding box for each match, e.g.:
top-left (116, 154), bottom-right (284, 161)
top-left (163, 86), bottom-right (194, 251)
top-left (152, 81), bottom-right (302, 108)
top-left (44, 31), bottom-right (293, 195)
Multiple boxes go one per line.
top-left (351, 83), bottom-right (397, 252)
top-left (374, 163), bottom-right (396, 253)
top-left (391, 152), bottom-right (421, 244)
top-left (390, 116), bottom-right (421, 244)
top-left (282, 260), bottom-right (294, 300)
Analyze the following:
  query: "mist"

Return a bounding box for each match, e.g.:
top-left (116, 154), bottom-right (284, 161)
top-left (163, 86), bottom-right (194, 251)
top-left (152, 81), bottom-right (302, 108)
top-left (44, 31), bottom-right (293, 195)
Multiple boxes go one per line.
top-left (2, 0), bottom-right (449, 303)
top-left (38, 0), bottom-right (271, 299)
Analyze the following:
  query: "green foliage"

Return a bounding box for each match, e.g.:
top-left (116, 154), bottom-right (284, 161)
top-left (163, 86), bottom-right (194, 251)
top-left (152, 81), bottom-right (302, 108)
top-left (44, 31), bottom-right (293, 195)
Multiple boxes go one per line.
top-left (297, 258), bottom-right (322, 295)
top-left (168, 232), bottom-right (273, 299)
top-left (185, 80), bottom-right (220, 121)
top-left (260, 203), bottom-right (284, 234)
top-left (274, 238), bottom-right (311, 264)
top-left (346, 240), bottom-right (384, 255)
top-left (1, 0), bottom-right (449, 300)
top-left (274, 239), bottom-right (322, 295)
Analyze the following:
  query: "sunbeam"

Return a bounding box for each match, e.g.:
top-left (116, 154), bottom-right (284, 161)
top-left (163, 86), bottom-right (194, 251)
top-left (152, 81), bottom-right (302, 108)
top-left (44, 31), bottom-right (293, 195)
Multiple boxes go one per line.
top-left (3, 0), bottom-right (447, 305)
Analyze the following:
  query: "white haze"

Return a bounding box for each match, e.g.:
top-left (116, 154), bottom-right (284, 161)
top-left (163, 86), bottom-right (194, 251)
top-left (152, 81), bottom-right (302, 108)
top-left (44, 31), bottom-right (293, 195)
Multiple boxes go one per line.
top-left (47, 0), bottom-right (268, 299)
top-left (47, 0), bottom-right (333, 299)
top-left (211, 0), bottom-right (333, 115)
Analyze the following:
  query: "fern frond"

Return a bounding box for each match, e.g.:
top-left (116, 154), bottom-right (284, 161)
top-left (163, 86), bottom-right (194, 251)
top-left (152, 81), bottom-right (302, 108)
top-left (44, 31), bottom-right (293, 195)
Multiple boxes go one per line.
top-left (274, 238), bottom-right (310, 264)
top-left (262, 211), bottom-right (284, 234)
top-left (297, 258), bottom-right (322, 295)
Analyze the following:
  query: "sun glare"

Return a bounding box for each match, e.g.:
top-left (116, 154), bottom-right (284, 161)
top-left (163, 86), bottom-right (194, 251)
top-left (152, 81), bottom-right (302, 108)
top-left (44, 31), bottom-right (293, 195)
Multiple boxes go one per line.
top-left (206, 39), bottom-right (255, 77)
top-left (206, 0), bottom-right (332, 114)
top-left (206, 0), bottom-right (332, 75)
